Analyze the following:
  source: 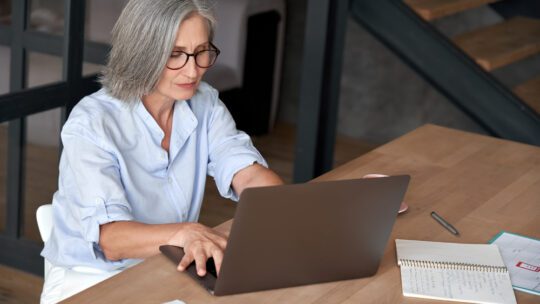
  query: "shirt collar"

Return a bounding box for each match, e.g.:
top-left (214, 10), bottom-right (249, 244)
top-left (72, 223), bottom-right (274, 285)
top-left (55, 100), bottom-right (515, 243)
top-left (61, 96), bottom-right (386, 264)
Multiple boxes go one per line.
top-left (170, 100), bottom-right (198, 159)
top-left (135, 100), bottom-right (163, 136)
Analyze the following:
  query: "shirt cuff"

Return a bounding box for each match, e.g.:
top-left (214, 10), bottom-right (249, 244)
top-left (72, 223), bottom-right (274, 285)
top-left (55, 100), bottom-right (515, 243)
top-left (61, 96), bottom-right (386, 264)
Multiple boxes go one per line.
top-left (79, 197), bottom-right (134, 258)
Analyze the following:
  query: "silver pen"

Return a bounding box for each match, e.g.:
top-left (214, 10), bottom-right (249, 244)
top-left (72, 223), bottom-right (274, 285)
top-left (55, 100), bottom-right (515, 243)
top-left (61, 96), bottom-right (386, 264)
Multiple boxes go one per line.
top-left (430, 211), bottom-right (460, 236)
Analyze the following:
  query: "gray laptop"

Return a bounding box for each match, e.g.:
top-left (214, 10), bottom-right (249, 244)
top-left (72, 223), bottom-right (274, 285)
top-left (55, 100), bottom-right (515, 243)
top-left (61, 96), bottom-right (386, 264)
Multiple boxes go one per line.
top-left (160, 175), bottom-right (410, 296)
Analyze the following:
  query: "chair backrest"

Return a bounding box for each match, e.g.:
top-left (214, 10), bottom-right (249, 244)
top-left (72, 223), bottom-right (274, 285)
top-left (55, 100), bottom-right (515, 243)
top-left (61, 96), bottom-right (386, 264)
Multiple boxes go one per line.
top-left (36, 204), bottom-right (53, 243)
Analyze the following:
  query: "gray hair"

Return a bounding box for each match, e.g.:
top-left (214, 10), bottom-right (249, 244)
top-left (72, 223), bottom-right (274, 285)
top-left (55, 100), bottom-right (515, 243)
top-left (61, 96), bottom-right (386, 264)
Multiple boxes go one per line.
top-left (100, 0), bottom-right (216, 102)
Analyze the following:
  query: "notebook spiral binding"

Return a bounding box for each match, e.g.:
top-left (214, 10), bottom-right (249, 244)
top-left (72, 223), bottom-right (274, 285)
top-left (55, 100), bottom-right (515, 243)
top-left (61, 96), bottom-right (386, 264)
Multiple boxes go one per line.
top-left (400, 259), bottom-right (508, 273)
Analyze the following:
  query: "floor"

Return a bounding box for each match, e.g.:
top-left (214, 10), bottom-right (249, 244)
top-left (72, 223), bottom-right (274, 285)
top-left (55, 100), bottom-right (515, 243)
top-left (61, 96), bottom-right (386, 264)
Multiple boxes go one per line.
top-left (0, 122), bottom-right (376, 303)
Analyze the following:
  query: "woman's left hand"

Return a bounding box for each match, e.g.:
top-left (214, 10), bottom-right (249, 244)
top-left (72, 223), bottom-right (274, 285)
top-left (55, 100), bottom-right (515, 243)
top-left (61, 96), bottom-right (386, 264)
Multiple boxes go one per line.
top-left (167, 222), bottom-right (228, 277)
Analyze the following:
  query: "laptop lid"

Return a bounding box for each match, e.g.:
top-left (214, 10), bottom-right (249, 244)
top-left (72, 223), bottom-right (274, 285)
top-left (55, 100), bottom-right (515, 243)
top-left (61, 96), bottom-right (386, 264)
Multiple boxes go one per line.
top-left (213, 175), bottom-right (410, 295)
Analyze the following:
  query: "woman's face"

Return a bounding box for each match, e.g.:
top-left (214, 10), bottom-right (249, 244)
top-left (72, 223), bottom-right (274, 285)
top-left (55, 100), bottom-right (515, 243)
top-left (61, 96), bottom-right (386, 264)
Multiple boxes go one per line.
top-left (152, 14), bottom-right (211, 102)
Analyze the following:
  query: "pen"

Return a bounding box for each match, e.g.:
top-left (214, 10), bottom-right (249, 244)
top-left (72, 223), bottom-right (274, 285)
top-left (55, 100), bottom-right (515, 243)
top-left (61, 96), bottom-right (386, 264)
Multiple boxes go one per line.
top-left (430, 211), bottom-right (459, 236)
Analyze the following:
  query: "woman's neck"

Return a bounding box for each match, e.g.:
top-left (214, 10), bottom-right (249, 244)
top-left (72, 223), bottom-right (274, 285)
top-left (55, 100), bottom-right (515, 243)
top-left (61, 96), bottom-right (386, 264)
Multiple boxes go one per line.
top-left (142, 92), bottom-right (175, 132)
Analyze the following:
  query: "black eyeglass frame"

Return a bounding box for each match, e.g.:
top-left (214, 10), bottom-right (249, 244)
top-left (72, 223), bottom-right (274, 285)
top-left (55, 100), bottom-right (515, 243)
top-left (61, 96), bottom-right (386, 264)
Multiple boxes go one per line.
top-left (166, 42), bottom-right (221, 70)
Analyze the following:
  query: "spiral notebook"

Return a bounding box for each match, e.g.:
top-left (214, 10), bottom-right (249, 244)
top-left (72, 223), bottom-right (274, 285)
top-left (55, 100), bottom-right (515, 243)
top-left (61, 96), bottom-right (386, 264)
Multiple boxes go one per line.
top-left (396, 239), bottom-right (517, 304)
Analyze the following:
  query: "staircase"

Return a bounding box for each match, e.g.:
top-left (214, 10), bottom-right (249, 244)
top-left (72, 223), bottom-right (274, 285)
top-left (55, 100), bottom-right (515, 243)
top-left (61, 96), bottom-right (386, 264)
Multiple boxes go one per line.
top-left (514, 76), bottom-right (540, 114)
top-left (351, 0), bottom-right (540, 145)
top-left (404, 0), bottom-right (499, 21)
top-left (407, 0), bottom-right (540, 112)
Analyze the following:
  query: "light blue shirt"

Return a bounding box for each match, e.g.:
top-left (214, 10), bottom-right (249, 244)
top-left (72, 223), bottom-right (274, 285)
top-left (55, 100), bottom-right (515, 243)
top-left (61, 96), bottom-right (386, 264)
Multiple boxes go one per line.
top-left (41, 82), bottom-right (267, 270)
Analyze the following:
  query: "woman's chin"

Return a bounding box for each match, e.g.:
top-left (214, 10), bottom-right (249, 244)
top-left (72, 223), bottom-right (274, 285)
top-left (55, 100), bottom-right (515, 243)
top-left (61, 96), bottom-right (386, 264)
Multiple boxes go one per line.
top-left (152, 81), bottom-right (199, 101)
top-left (172, 87), bottom-right (197, 101)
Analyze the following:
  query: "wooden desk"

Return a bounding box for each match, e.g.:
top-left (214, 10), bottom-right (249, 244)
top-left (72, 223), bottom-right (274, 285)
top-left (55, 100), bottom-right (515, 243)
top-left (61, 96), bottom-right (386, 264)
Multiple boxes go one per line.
top-left (63, 125), bottom-right (540, 303)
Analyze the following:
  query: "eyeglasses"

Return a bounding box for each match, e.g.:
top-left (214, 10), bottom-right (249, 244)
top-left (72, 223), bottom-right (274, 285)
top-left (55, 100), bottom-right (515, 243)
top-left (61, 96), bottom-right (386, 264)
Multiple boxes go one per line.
top-left (166, 42), bottom-right (220, 70)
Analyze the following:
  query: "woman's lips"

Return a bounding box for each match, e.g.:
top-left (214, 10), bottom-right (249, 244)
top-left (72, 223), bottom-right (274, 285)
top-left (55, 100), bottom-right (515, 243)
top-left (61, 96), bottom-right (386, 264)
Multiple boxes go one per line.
top-left (175, 82), bottom-right (196, 89)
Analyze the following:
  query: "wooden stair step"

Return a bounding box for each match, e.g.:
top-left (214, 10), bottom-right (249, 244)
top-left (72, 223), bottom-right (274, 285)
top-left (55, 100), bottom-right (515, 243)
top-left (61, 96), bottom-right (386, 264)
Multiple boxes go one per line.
top-left (514, 76), bottom-right (540, 115)
top-left (453, 17), bottom-right (540, 71)
top-left (404, 0), bottom-right (499, 21)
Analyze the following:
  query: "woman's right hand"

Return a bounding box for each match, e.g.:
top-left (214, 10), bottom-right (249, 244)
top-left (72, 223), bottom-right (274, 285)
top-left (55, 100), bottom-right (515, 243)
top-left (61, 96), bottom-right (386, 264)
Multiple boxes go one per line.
top-left (167, 223), bottom-right (228, 277)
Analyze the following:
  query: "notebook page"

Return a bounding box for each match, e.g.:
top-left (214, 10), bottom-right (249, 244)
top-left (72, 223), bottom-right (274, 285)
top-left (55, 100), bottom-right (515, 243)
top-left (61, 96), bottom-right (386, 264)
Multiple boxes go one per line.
top-left (400, 266), bottom-right (517, 304)
top-left (396, 239), bottom-right (506, 267)
top-left (491, 232), bottom-right (540, 295)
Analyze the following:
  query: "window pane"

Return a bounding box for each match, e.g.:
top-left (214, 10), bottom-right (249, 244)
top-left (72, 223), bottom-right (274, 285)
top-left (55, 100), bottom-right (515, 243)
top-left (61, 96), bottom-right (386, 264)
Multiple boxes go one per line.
top-left (83, 0), bottom-right (128, 75)
top-left (28, 0), bottom-right (64, 35)
top-left (27, 51), bottom-right (62, 88)
top-left (23, 109), bottom-right (60, 242)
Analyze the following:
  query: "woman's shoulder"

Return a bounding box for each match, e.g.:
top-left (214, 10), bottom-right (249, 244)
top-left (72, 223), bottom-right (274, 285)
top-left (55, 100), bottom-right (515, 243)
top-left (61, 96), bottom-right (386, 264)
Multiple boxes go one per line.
top-left (64, 88), bottom-right (128, 132)
top-left (73, 88), bottom-right (126, 113)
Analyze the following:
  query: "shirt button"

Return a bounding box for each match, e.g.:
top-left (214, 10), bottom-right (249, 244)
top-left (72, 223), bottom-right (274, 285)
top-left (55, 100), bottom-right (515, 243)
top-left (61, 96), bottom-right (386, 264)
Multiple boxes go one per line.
top-left (168, 177), bottom-right (173, 184)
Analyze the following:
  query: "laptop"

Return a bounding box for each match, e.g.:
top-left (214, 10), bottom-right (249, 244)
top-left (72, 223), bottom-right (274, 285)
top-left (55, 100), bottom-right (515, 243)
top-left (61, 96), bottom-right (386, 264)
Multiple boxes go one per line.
top-left (160, 175), bottom-right (410, 296)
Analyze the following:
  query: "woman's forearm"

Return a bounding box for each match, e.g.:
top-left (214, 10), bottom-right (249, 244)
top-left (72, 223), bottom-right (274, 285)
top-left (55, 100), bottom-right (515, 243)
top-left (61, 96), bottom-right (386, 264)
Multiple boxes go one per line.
top-left (232, 164), bottom-right (284, 197)
top-left (99, 221), bottom-right (181, 261)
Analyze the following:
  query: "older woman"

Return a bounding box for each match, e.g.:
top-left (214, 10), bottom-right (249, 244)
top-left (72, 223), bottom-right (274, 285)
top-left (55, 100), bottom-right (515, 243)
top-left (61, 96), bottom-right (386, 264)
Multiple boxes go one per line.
top-left (40, 0), bottom-right (283, 302)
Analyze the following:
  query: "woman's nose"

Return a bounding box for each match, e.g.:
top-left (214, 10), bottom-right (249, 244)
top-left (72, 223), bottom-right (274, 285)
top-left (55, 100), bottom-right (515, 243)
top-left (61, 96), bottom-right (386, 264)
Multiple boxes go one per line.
top-left (182, 56), bottom-right (199, 78)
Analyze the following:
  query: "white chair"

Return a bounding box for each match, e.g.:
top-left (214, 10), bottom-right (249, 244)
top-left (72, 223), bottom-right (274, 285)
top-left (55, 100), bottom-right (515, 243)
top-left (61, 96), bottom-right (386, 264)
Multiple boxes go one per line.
top-left (36, 204), bottom-right (54, 242)
top-left (36, 204), bottom-right (54, 277)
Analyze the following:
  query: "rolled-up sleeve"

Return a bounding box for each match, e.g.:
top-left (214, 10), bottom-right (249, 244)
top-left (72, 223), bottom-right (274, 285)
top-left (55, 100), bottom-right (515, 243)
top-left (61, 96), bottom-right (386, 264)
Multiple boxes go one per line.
top-left (206, 97), bottom-right (267, 201)
top-left (61, 122), bottom-right (134, 257)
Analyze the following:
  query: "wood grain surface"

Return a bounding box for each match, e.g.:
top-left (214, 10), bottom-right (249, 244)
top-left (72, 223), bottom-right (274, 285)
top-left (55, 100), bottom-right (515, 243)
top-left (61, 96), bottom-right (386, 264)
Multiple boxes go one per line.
top-left (404, 0), bottom-right (499, 21)
top-left (454, 17), bottom-right (540, 71)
